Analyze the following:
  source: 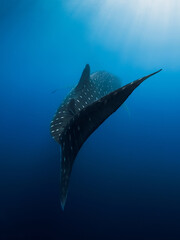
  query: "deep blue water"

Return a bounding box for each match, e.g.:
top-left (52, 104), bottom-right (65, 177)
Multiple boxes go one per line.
top-left (1, 1), bottom-right (180, 239)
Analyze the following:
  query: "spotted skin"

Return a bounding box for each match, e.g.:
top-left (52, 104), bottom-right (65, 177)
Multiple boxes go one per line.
top-left (50, 65), bottom-right (121, 143)
top-left (50, 64), bottom-right (162, 209)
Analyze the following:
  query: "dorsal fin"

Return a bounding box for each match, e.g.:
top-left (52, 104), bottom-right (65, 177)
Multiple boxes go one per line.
top-left (59, 69), bottom-right (162, 209)
top-left (76, 64), bottom-right (90, 90)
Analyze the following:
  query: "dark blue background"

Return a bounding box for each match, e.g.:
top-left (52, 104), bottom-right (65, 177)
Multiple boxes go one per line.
top-left (1, 1), bottom-right (180, 239)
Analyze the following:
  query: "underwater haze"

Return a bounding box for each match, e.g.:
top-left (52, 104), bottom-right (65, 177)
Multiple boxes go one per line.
top-left (1, 0), bottom-right (180, 239)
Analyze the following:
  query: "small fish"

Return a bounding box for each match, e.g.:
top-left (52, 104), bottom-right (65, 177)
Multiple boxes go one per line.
top-left (50, 64), bottom-right (162, 209)
top-left (51, 89), bottom-right (58, 94)
top-left (51, 86), bottom-right (74, 94)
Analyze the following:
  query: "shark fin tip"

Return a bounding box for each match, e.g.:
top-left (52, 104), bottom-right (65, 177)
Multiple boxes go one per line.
top-left (60, 194), bottom-right (68, 211)
top-left (61, 201), bottom-right (65, 211)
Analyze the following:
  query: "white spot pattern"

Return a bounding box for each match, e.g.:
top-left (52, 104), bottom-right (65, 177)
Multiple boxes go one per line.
top-left (50, 70), bottom-right (122, 145)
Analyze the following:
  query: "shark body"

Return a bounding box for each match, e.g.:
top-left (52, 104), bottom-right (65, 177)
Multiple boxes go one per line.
top-left (50, 64), bottom-right (162, 209)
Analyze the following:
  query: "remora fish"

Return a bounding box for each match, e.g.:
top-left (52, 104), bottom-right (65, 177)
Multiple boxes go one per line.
top-left (50, 64), bottom-right (162, 209)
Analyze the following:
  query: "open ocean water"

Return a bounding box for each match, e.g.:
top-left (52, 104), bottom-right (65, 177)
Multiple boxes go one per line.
top-left (1, 1), bottom-right (180, 239)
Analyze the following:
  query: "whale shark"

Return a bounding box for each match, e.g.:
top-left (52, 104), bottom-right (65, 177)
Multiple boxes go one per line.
top-left (50, 64), bottom-right (162, 209)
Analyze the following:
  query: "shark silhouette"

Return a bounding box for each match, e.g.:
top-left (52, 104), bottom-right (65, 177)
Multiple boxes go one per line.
top-left (50, 64), bottom-right (162, 209)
